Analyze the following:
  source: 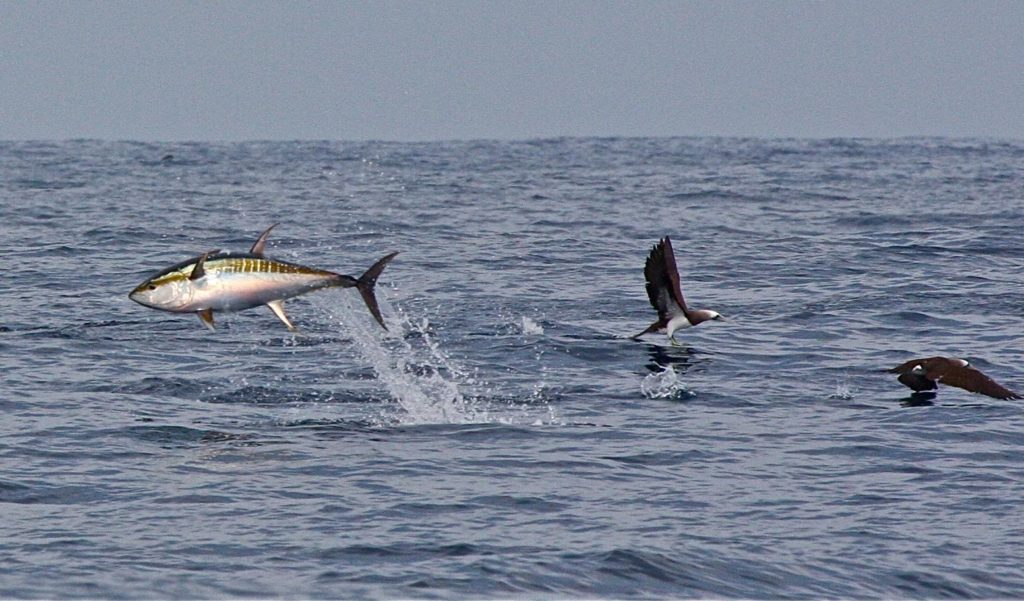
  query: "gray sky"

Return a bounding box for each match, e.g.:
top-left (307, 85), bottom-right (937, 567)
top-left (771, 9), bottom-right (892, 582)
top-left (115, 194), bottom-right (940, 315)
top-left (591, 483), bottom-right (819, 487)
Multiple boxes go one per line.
top-left (2, 0), bottom-right (1023, 141)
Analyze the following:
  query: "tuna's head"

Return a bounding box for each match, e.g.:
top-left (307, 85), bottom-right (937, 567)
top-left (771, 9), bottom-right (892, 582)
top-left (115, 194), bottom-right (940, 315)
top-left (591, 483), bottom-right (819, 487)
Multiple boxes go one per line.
top-left (129, 268), bottom-right (195, 312)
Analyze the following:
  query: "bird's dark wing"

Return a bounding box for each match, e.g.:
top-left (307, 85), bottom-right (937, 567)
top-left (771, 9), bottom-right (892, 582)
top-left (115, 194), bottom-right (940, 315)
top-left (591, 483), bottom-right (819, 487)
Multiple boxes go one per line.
top-left (888, 360), bottom-right (929, 374)
top-left (933, 363), bottom-right (1022, 400)
top-left (887, 357), bottom-right (942, 375)
top-left (643, 237), bottom-right (687, 322)
top-left (888, 359), bottom-right (920, 375)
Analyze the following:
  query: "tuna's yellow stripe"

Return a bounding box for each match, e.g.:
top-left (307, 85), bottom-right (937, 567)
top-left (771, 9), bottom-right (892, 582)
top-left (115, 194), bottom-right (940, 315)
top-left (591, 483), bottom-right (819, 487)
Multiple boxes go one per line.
top-left (152, 257), bottom-right (333, 286)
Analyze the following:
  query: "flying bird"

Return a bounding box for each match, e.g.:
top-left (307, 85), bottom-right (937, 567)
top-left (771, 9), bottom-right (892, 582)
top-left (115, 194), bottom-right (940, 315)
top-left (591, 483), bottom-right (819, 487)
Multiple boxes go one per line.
top-left (635, 236), bottom-right (723, 344)
top-left (130, 224), bottom-right (398, 331)
top-left (888, 356), bottom-right (1021, 400)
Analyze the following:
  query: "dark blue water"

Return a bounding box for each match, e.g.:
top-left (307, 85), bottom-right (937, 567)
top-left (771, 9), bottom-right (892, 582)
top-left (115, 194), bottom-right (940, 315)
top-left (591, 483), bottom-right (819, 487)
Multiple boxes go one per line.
top-left (2, 138), bottom-right (1024, 598)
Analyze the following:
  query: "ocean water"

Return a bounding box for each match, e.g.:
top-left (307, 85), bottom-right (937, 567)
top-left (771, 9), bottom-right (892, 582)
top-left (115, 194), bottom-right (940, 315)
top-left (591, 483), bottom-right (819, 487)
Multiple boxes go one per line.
top-left (2, 137), bottom-right (1023, 598)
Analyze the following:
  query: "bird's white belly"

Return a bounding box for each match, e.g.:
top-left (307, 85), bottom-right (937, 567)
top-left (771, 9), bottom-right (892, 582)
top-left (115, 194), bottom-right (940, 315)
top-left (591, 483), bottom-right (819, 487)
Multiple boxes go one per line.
top-left (666, 315), bottom-right (692, 334)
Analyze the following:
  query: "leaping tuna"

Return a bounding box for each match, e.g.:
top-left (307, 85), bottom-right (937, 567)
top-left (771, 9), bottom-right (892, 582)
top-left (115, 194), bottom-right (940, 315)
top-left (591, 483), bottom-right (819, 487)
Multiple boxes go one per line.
top-left (129, 224), bottom-right (398, 331)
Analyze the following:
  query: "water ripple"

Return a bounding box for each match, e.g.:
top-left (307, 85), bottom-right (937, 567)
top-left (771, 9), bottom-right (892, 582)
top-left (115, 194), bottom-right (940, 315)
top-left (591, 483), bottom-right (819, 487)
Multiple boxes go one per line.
top-left (2, 138), bottom-right (1024, 598)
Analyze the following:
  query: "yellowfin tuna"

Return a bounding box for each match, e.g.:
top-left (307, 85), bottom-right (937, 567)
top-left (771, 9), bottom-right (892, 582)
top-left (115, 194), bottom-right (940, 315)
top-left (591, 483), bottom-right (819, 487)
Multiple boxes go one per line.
top-left (130, 224), bottom-right (398, 331)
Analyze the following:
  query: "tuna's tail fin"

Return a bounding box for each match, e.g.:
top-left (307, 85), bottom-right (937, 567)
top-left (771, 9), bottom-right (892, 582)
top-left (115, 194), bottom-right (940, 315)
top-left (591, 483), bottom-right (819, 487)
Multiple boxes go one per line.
top-left (350, 251), bottom-right (399, 329)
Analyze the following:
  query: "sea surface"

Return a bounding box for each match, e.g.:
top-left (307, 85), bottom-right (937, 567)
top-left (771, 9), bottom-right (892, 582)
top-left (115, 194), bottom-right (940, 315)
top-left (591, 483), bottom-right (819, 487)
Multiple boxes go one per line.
top-left (2, 137), bottom-right (1023, 599)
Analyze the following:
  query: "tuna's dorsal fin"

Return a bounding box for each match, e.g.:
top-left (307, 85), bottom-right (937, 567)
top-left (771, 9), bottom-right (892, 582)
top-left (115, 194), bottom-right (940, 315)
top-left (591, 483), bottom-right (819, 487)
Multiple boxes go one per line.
top-left (190, 249), bottom-right (219, 281)
top-left (250, 224), bottom-right (279, 257)
top-left (197, 308), bottom-right (215, 330)
top-left (267, 299), bottom-right (296, 331)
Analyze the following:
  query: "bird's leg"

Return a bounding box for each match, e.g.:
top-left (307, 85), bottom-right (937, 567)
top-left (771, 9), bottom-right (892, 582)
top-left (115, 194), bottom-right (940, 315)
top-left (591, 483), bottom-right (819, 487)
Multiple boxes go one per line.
top-left (669, 334), bottom-right (680, 347)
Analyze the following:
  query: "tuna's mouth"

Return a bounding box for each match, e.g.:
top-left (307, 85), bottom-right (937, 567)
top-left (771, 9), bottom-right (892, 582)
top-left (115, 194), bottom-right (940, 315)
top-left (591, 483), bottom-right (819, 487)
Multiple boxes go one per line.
top-left (128, 286), bottom-right (154, 306)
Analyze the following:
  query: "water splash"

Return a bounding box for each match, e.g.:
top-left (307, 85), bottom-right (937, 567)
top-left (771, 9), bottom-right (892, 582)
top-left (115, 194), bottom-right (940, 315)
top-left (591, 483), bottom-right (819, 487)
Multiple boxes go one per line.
top-left (520, 316), bottom-right (544, 336)
top-left (641, 363), bottom-right (692, 399)
top-left (312, 293), bottom-right (556, 426)
top-left (829, 379), bottom-right (854, 400)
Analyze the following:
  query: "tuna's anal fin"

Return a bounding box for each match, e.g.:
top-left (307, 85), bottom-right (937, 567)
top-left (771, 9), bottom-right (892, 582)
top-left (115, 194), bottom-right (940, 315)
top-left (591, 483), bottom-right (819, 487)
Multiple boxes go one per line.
top-left (250, 224), bottom-right (279, 257)
top-left (190, 249), bottom-right (220, 280)
top-left (197, 308), bottom-right (215, 330)
top-left (267, 300), bottom-right (296, 331)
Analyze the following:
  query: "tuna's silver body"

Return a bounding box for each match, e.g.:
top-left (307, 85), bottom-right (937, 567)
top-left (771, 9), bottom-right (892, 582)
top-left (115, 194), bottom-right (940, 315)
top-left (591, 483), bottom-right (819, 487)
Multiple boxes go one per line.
top-left (130, 225), bottom-right (397, 331)
top-left (130, 252), bottom-right (344, 314)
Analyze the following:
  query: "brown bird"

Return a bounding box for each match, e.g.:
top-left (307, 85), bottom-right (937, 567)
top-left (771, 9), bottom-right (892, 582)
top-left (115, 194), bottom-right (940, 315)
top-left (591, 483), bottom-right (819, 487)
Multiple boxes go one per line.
top-left (635, 236), bottom-right (723, 344)
top-left (888, 357), bottom-right (1021, 400)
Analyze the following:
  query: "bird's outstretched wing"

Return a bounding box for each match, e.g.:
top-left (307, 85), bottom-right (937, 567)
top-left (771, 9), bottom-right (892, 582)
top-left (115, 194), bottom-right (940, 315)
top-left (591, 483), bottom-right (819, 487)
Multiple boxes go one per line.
top-left (930, 362), bottom-right (1021, 400)
top-left (644, 236), bottom-right (687, 322)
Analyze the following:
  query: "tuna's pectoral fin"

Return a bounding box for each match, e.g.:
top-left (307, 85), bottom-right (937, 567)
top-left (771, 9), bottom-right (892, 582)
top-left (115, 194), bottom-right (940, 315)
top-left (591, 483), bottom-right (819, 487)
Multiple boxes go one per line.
top-left (190, 249), bottom-right (220, 280)
top-left (197, 309), bottom-right (215, 330)
top-left (250, 224), bottom-right (278, 257)
top-left (267, 300), bottom-right (296, 331)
